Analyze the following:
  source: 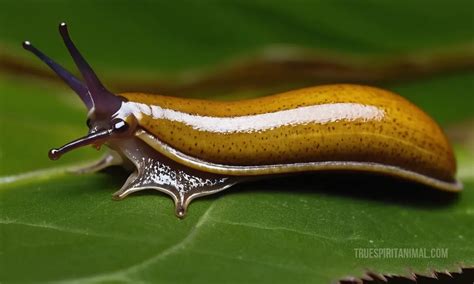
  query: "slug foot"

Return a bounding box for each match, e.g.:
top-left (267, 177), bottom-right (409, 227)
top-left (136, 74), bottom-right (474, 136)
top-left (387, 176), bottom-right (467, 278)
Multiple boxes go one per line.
top-left (114, 139), bottom-right (237, 218)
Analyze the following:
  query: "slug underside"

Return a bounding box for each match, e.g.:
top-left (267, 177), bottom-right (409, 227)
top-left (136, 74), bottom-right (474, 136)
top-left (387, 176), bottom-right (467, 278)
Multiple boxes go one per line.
top-left (82, 139), bottom-right (239, 218)
top-left (87, 131), bottom-right (460, 218)
top-left (83, 135), bottom-right (461, 218)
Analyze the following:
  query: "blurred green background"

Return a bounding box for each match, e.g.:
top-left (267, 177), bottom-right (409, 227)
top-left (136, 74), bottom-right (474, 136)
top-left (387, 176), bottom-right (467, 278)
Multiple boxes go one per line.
top-left (0, 1), bottom-right (473, 283)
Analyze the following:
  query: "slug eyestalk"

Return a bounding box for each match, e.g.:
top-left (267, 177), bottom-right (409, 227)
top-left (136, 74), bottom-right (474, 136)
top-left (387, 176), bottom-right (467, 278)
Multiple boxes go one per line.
top-left (23, 22), bottom-right (126, 159)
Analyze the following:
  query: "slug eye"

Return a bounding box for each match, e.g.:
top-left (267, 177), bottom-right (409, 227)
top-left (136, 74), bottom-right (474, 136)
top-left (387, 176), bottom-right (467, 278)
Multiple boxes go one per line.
top-left (111, 118), bottom-right (129, 133)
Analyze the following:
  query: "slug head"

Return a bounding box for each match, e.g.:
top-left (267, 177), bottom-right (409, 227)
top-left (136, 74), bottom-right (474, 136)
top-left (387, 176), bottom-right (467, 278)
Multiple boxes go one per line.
top-left (23, 22), bottom-right (137, 160)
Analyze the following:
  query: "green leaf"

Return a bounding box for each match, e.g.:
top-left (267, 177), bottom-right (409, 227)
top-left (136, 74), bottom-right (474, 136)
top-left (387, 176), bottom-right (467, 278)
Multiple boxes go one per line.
top-left (1, 166), bottom-right (473, 283)
top-left (1, 1), bottom-right (473, 283)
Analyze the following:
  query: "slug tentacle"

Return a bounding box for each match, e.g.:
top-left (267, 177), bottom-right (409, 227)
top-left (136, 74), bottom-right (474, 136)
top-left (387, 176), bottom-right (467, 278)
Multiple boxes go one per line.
top-left (24, 23), bottom-right (130, 162)
top-left (58, 22), bottom-right (122, 116)
top-left (48, 128), bottom-right (114, 160)
top-left (22, 41), bottom-right (92, 109)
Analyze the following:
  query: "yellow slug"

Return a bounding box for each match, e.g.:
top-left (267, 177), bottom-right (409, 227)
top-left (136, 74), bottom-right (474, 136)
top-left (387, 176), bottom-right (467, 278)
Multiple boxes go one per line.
top-left (23, 23), bottom-right (461, 218)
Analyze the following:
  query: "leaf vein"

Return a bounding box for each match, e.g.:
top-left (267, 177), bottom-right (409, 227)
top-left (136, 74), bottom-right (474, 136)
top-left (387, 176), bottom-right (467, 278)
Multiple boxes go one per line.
top-left (54, 202), bottom-right (217, 283)
top-left (210, 218), bottom-right (364, 242)
top-left (0, 218), bottom-right (157, 244)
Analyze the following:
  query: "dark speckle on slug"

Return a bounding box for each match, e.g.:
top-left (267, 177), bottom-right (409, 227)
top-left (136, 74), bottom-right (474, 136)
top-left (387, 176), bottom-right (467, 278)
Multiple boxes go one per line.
top-left (126, 84), bottom-right (456, 184)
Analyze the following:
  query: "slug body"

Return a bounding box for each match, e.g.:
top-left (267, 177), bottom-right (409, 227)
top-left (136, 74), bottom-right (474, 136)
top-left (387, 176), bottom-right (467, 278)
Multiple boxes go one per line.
top-left (24, 23), bottom-right (461, 217)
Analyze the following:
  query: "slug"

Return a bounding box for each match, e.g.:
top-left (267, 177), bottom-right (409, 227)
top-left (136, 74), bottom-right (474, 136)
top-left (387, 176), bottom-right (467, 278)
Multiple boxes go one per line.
top-left (23, 23), bottom-right (462, 217)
